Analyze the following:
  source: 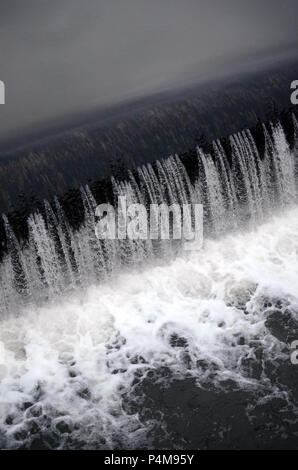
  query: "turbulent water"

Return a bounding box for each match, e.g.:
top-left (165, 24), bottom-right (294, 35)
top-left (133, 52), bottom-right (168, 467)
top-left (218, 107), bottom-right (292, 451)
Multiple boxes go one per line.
top-left (0, 117), bottom-right (298, 449)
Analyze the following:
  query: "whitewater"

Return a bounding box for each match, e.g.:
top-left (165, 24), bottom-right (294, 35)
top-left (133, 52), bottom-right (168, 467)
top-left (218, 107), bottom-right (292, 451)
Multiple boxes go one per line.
top-left (0, 116), bottom-right (298, 449)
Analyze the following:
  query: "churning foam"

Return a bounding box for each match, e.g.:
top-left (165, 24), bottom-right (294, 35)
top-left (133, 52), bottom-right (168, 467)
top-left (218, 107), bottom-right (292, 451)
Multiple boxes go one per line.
top-left (0, 206), bottom-right (298, 448)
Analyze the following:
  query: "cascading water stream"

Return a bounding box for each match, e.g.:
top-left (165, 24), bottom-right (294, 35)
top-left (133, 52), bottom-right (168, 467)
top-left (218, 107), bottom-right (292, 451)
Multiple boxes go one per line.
top-left (0, 118), bottom-right (297, 318)
top-left (0, 116), bottom-right (298, 449)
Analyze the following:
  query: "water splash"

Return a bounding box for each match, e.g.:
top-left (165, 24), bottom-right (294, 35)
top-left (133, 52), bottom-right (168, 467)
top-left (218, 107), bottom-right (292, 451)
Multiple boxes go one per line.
top-left (0, 118), bottom-right (297, 318)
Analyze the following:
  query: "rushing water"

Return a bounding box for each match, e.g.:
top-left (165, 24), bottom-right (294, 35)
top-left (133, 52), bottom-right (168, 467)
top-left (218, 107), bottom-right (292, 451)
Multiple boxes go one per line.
top-left (0, 117), bottom-right (298, 449)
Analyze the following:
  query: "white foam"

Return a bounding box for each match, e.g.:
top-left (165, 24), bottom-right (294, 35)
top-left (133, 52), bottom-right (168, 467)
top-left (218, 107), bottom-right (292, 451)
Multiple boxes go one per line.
top-left (1, 206), bottom-right (298, 447)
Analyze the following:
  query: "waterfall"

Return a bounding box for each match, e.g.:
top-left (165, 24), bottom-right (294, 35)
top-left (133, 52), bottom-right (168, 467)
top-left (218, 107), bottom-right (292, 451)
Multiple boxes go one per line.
top-left (0, 118), bottom-right (297, 318)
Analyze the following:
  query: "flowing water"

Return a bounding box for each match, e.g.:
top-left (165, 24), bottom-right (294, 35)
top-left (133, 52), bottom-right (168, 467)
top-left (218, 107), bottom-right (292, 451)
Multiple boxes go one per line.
top-left (0, 118), bottom-right (298, 449)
